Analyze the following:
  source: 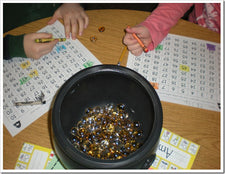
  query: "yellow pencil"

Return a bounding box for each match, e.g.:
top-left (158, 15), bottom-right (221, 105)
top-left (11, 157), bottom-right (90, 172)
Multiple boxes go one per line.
top-left (117, 46), bottom-right (127, 66)
top-left (35, 38), bottom-right (66, 43)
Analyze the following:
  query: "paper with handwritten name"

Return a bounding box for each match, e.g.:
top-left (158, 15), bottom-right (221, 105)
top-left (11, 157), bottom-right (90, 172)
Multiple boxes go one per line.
top-left (150, 128), bottom-right (200, 169)
top-left (15, 143), bottom-right (54, 169)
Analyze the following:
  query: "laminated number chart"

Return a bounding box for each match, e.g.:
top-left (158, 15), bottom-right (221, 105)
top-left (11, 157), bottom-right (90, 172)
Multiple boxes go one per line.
top-left (127, 34), bottom-right (220, 111)
top-left (3, 21), bottom-right (101, 136)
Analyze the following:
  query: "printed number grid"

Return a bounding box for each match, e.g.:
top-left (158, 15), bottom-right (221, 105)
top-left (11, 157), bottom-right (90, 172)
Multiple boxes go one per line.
top-left (3, 21), bottom-right (101, 136)
top-left (127, 34), bottom-right (220, 111)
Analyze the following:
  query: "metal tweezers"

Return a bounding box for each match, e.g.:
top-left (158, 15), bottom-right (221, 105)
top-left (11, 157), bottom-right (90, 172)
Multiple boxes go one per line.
top-left (14, 91), bottom-right (46, 106)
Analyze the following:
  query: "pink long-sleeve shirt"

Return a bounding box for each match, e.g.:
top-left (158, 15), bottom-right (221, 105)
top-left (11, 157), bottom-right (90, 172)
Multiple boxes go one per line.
top-left (141, 3), bottom-right (220, 51)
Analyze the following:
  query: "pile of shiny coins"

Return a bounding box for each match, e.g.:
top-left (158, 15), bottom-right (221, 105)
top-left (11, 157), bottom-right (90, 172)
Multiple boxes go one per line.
top-left (70, 103), bottom-right (143, 160)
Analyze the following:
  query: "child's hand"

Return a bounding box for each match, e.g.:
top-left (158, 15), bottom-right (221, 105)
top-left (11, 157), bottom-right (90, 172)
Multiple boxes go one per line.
top-left (123, 25), bottom-right (152, 56)
top-left (48, 3), bottom-right (89, 40)
top-left (23, 33), bottom-right (58, 59)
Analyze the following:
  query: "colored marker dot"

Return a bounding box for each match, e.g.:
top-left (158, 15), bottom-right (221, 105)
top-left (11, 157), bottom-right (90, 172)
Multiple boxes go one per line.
top-left (20, 61), bottom-right (31, 69)
top-left (19, 76), bottom-right (31, 85)
top-left (155, 44), bottom-right (163, 51)
top-left (179, 64), bottom-right (190, 72)
top-left (206, 43), bottom-right (215, 51)
top-left (29, 69), bottom-right (39, 78)
top-left (83, 61), bottom-right (94, 68)
top-left (150, 82), bottom-right (159, 90)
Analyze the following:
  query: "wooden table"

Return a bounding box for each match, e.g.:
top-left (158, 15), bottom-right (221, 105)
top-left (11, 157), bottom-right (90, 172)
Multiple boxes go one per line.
top-left (3, 9), bottom-right (220, 170)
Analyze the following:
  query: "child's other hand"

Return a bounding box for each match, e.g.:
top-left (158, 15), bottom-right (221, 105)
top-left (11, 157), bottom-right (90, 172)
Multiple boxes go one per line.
top-left (23, 33), bottom-right (58, 59)
top-left (123, 25), bottom-right (152, 56)
top-left (48, 3), bottom-right (89, 40)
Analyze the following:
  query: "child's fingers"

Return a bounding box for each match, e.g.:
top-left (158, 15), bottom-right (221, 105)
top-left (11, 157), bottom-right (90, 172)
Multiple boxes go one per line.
top-left (83, 14), bottom-right (89, 29)
top-left (71, 19), bottom-right (78, 40)
top-left (48, 11), bottom-right (60, 25)
top-left (63, 17), bottom-right (71, 39)
top-left (125, 27), bottom-right (133, 33)
top-left (127, 43), bottom-right (144, 56)
top-left (33, 33), bottom-right (53, 40)
top-left (48, 17), bottom-right (57, 25)
top-left (77, 17), bottom-right (85, 36)
top-left (39, 40), bottom-right (58, 56)
top-left (131, 49), bottom-right (143, 56)
top-left (128, 43), bottom-right (141, 50)
top-left (126, 26), bottom-right (144, 36)
top-left (44, 39), bottom-right (58, 51)
top-left (123, 33), bottom-right (138, 45)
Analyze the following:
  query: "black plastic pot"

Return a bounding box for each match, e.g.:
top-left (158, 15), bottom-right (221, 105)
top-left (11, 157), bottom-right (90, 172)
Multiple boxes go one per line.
top-left (51, 64), bottom-right (163, 169)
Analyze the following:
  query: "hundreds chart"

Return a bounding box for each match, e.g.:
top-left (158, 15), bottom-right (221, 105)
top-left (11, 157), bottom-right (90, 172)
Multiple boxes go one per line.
top-left (127, 34), bottom-right (220, 112)
top-left (3, 21), bottom-right (101, 136)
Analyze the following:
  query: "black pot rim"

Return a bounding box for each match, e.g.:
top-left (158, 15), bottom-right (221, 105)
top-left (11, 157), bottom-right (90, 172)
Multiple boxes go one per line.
top-left (52, 64), bottom-right (163, 168)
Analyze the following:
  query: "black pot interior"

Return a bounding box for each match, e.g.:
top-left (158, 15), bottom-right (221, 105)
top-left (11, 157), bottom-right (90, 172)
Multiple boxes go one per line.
top-left (59, 68), bottom-right (155, 147)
